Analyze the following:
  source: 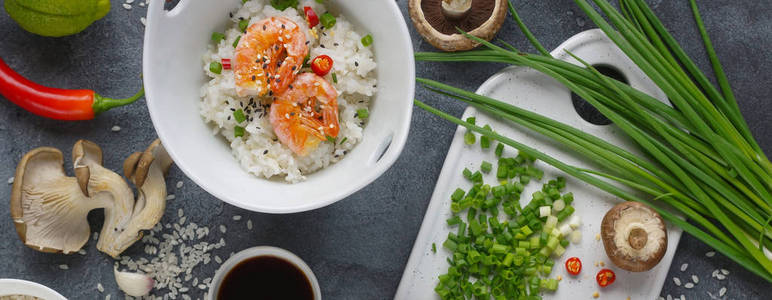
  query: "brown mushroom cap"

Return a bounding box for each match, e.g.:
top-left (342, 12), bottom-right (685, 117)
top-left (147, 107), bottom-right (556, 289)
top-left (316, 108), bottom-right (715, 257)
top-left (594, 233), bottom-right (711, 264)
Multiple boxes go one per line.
top-left (601, 201), bottom-right (668, 272)
top-left (409, 0), bottom-right (508, 51)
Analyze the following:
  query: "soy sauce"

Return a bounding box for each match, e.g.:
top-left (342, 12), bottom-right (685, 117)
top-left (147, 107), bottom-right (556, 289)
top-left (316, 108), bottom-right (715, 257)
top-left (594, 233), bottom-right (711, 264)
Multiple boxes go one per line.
top-left (217, 256), bottom-right (314, 300)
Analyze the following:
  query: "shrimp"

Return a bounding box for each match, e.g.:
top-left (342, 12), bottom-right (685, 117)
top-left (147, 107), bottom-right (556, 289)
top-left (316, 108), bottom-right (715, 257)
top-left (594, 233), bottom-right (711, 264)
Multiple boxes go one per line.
top-left (234, 17), bottom-right (308, 97)
top-left (269, 73), bottom-right (340, 156)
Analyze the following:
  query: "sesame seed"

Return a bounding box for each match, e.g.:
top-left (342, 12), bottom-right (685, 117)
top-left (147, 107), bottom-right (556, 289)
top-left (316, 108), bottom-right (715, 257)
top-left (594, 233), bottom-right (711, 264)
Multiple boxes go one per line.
top-left (111, 125), bottom-right (121, 132)
top-left (7, 177), bottom-right (13, 184)
top-left (166, 194), bottom-right (176, 200)
top-left (176, 181), bottom-right (184, 189)
top-left (673, 277), bottom-right (681, 286)
top-left (719, 287), bottom-right (727, 297)
top-left (220, 225), bottom-right (227, 233)
top-left (122, 3), bottom-right (132, 10)
top-left (59, 264), bottom-right (69, 270)
top-left (680, 263), bottom-right (688, 272)
top-left (684, 283), bottom-right (694, 289)
top-left (691, 275), bottom-right (699, 284)
top-left (247, 220), bottom-right (253, 230)
top-left (97, 283), bottom-right (104, 292)
top-left (233, 215), bottom-right (242, 221)
top-left (720, 269), bottom-right (730, 275)
top-left (705, 251), bottom-right (716, 257)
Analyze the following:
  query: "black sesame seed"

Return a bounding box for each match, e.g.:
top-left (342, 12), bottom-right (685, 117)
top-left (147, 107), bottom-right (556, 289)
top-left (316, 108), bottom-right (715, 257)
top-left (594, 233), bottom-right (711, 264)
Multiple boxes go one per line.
top-left (240, 102), bottom-right (244, 107)
top-left (239, 17), bottom-right (244, 20)
top-left (227, 116), bottom-right (231, 120)
top-left (289, 84), bottom-right (293, 89)
top-left (275, 45), bottom-right (279, 50)
top-left (305, 41), bottom-right (310, 45)
top-left (291, 66), bottom-right (296, 71)
top-left (290, 112), bottom-right (295, 116)
top-left (262, 64), bottom-right (268, 69)
top-left (263, 25), bottom-right (267, 30)
top-left (251, 75), bottom-right (256, 81)
top-left (334, 43), bottom-right (339, 46)
top-left (355, 61), bottom-right (359, 67)
top-left (276, 79), bottom-right (281, 83)
top-left (320, 44), bottom-right (325, 48)
top-left (268, 90), bottom-right (273, 96)
top-left (229, 12), bottom-right (233, 18)
top-left (263, 150), bottom-right (268, 154)
top-left (230, 108), bottom-right (236, 111)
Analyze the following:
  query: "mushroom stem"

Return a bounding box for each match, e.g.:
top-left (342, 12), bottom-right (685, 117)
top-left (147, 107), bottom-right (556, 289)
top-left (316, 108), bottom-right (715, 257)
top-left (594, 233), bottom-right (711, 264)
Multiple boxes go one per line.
top-left (441, 0), bottom-right (472, 20)
top-left (628, 227), bottom-right (648, 250)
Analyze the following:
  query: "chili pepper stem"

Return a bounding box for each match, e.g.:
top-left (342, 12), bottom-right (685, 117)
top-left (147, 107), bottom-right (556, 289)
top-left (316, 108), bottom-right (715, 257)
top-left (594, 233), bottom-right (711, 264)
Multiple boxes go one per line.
top-left (92, 86), bottom-right (145, 114)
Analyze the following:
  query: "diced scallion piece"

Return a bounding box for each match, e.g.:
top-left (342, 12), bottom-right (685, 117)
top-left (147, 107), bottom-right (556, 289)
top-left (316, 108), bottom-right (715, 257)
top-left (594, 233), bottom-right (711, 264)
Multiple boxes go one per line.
top-left (495, 143), bottom-right (504, 157)
top-left (480, 161), bottom-right (492, 173)
top-left (464, 131), bottom-right (475, 145)
top-left (232, 35), bottom-right (241, 48)
top-left (331, 72), bottom-right (338, 83)
top-left (357, 108), bottom-right (369, 119)
top-left (209, 62), bottom-right (222, 74)
top-left (239, 19), bottom-right (250, 32)
top-left (211, 32), bottom-right (225, 43)
top-left (234, 125), bottom-right (245, 137)
top-left (233, 109), bottom-right (246, 123)
top-left (320, 12), bottom-right (336, 28)
top-left (361, 34), bottom-right (373, 46)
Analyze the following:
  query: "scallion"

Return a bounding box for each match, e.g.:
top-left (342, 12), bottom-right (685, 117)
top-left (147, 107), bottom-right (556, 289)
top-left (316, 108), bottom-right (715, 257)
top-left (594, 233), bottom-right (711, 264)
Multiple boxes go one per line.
top-left (361, 34), bottom-right (373, 47)
top-left (209, 62), bottom-right (222, 74)
top-left (320, 12), bottom-right (336, 28)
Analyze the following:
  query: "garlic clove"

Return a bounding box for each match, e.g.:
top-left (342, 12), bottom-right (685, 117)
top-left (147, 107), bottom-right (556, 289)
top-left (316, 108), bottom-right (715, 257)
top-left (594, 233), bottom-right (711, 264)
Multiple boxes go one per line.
top-left (114, 266), bottom-right (154, 296)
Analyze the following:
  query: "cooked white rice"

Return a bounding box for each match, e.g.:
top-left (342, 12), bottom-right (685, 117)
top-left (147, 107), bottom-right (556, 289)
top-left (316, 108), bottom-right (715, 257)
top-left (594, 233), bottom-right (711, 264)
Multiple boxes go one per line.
top-left (200, 0), bottom-right (377, 183)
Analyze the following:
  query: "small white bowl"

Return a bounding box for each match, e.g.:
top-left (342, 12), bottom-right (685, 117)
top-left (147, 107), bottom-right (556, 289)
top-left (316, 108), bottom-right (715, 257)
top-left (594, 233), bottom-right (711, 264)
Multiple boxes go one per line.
top-left (208, 246), bottom-right (321, 300)
top-left (0, 279), bottom-right (67, 300)
top-left (143, 0), bottom-right (414, 213)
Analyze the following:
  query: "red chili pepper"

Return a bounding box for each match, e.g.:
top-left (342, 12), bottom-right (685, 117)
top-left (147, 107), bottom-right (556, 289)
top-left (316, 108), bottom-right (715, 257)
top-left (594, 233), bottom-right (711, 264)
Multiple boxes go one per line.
top-left (304, 6), bottom-right (319, 28)
top-left (310, 55), bottom-right (333, 76)
top-left (0, 57), bottom-right (143, 121)
top-left (222, 58), bottom-right (232, 70)
top-left (596, 268), bottom-right (616, 287)
top-left (565, 257), bottom-right (582, 275)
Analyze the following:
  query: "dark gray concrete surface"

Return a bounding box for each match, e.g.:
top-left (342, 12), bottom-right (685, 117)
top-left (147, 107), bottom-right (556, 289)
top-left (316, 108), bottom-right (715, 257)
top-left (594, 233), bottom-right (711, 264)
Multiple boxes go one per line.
top-left (0, 0), bottom-right (770, 299)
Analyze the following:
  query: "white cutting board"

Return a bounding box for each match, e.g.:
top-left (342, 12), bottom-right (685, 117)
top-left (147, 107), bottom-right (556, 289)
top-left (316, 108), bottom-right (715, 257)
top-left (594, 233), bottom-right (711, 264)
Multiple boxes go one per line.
top-left (396, 29), bottom-right (682, 299)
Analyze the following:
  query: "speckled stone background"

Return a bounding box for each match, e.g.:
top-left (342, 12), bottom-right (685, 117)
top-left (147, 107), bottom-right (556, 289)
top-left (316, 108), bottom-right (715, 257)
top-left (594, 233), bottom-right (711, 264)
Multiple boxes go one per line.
top-left (0, 0), bottom-right (770, 299)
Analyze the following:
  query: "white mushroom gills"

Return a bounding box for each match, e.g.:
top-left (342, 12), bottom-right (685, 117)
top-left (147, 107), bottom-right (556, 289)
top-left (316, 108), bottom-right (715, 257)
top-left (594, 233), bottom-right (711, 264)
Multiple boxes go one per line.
top-left (114, 267), bottom-right (154, 297)
top-left (613, 206), bottom-right (666, 261)
top-left (441, 0), bottom-right (472, 20)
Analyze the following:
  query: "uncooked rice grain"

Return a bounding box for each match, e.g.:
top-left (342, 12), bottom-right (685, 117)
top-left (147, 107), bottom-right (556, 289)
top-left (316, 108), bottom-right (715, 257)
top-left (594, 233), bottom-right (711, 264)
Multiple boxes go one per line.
top-left (719, 287), bottom-right (727, 297)
top-left (680, 263), bottom-right (688, 272)
top-left (672, 277), bottom-right (681, 286)
top-left (691, 275), bottom-right (699, 284)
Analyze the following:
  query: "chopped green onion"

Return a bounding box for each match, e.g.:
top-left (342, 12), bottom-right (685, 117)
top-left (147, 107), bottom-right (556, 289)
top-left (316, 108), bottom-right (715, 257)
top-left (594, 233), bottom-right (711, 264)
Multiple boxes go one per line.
top-left (331, 72), bottom-right (338, 83)
top-left (480, 125), bottom-right (491, 149)
top-left (361, 34), bottom-right (373, 46)
top-left (356, 108), bottom-right (369, 119)
top-left (239, 19), bottom-right (250, 32)
top-left (464, 131), bottom-right (476, 145)
top-left (234, 125), bottom-right (245, 138)
top-left (495, 143), bottom-right (504, 157)
top-left (233, 109), bottom-right (246, 123)
top-left (232, 35), bottom-right (241, 48)
top-left (326, 135), bottom-right (336, 143)
top-left (320, 12), bottom-right (336, 28)
top-left (480, 161), bottom-right (492, 173)
top-left (209, 62), bottom-right (222, 74)
top-left (270, 0), bottom-right (298, 11)
top-left (211, 32), bottom-right (225, 43)
top-left (339, 137), bottom-right (347, 144)
top-left (432, 243), bottom-right (437, 253)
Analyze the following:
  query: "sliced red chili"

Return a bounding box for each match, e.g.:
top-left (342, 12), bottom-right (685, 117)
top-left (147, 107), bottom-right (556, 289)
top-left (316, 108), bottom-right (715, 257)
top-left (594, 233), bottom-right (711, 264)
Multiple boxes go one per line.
top-left (222, 58), bottom-right (232, 70)
top-left (565, 257), bottom-right (582, 275)
top-left (596, 268), bottom-right (616, 287)
top-left (304, 6), bottom-right (319, 28)
top-left (310, 55), bottom-right (333, 76)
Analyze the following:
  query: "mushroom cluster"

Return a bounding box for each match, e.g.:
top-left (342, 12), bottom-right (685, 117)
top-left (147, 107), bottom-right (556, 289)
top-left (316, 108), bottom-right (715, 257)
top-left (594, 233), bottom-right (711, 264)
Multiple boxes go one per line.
top-left (601, 201), bottom-right (668, 272)
top-left (409, 0), bottom-right (509, 51)
top-left (10, 139), bottom-right (173, 258)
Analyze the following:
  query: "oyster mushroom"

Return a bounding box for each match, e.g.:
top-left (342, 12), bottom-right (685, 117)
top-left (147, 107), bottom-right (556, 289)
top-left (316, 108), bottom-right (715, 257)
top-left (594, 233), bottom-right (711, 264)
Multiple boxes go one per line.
top-left (409, 0), bottom-right (508, 51)
top-left (99, 140), bottom-right (172, 257)
top-left (10, 139), bottom-right (172, 258)
top-left (601, 201), bottom-right (668, 272)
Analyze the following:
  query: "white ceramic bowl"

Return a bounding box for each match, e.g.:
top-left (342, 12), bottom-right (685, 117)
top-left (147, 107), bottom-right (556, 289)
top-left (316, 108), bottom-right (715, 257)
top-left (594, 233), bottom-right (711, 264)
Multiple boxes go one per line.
top-left (0, 279), bottom-right (67, 300)
top-left (208, 246), bottom-right (321, 300)
top-left (143, 0), bottom-right (414, 213)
